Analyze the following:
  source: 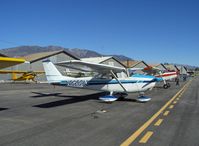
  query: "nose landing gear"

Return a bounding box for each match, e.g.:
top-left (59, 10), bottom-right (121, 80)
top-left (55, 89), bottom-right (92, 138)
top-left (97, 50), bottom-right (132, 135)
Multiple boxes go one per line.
top-left (163, 83), bottom-right (170, 89)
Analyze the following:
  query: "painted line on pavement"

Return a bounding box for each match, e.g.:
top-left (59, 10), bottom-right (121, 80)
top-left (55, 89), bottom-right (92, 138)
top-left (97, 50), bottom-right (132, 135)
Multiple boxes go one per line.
top-left (169, 105), bottom-right (174, 109)
top-left (139, 131), bottom-right (153, 143)
top-left (120, 80), bottom-right (191, 146)
top-left (154, 119), bottom-right (163, 126)
top-left (163, 111), bottom-right (170, 116)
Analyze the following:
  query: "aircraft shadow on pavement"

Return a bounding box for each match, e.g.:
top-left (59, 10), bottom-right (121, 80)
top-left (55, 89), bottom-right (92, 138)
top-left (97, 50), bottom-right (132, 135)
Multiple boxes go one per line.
top-left (0, 108), bottom-right (9, 111)
top-left (117, 98), bottom-right (137, 102)
top-left (154, 86), bottom-right (165, 89)
top-left (31, 92), bottom-right (63, 98)
top-left (33, 92), bottom-right (107, 108)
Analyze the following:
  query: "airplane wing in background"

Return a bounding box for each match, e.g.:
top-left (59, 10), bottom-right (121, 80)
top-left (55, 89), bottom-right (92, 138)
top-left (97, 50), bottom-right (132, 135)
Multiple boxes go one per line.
top-left (0, 57), bottom-right (26, 69)
top-left (0, 70), bottom-right (44, 74)
top-left (56, 60), bottom-right (127, 74)
top-left (143, 66), bottom-right (163, 75)
top-left (129, 66), bottom-right (163, 75)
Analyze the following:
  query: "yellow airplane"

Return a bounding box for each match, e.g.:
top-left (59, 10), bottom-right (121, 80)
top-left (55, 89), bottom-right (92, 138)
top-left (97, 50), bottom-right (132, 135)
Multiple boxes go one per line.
top-left (0, 57), bottom-right (44, 82)
top-left (0, 70), bottom-right (44, 82)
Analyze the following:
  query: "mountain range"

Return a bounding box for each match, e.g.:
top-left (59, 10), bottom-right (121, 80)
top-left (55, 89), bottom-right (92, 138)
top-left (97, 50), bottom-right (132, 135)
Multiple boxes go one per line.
top-left (0, 45), bottom-right (197, 69)
top-left (0, 45), bottom-right (133, 61)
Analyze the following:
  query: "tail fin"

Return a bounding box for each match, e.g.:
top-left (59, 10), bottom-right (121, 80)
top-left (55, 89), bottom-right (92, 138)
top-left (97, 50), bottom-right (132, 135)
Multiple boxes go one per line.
top-left (42, 60), bottom-right (73, 83)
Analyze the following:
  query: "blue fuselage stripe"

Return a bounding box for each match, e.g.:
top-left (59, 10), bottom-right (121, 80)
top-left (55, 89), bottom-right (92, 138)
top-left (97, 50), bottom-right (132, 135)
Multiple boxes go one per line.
top-left (87, 81), bottom-right (149, 85)
top-left (58, 80), bottom-right (155, 86)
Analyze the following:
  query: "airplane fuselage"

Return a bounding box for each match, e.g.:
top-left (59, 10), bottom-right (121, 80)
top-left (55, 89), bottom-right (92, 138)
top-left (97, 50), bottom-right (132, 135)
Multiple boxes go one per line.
top-left (156, 72), bottom-right (177, 81)
top-left (52, 76), bottom-right (156, 93)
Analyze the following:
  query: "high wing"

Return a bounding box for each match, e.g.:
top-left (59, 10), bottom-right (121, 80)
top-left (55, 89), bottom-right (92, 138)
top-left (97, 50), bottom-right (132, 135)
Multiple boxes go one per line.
top-left (143, 66), bottom-right (162, 75)
top-left (56, 60), bottom-right (127, 74)
top-left (0, 70), bottom-right (44, 74)
top-left (0, 57), bottom-right (26, 69)
top-left (129, 66), bottom-right (162, 75)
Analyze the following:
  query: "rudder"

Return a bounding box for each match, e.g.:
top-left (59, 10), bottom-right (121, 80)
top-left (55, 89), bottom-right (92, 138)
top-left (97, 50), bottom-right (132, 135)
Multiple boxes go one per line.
top-left (42, 60), bottom-right (73, 83)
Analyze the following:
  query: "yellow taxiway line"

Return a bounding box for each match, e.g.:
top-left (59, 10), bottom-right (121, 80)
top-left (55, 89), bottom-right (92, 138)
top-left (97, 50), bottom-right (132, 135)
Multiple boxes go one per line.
top-left (120, 80), bottom-right (192, 146)
top-left (163, 111), bottom-right (170, 116)
top-left (139, 131), bottom-right (153, 143)
top-left (154, 119), bottom-right (163, 126)
top-left (169, 105), bottom-right (174, 109)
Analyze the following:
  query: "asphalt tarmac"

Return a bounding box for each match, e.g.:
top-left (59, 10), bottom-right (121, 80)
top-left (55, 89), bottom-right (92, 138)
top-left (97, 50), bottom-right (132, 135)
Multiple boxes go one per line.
top-left (0, 77), bottom-right (197, 146)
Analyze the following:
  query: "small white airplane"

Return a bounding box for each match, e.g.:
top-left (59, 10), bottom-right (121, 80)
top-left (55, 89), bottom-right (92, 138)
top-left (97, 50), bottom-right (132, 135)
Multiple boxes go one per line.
top-left (43, 60), bottom-right (158, 102)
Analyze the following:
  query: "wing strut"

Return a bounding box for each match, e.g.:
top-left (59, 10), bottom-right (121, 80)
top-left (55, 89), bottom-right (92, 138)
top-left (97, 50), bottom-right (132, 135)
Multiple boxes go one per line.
top-left (110, 70), bottom-right (127, 92)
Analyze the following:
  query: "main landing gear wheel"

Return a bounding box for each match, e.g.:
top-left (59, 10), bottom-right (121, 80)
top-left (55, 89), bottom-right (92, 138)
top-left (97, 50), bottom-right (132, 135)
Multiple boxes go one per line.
top-left (99, 92), bottom-right (118, 102)
top-left (99, 95), bottom-right (118, 102)
top-left (137, 96), bottom-right (151, 102)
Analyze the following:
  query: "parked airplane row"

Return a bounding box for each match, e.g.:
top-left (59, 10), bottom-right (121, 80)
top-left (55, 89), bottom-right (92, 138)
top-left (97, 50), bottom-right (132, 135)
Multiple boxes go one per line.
top-left (0, 56), bottom-right (178, 102)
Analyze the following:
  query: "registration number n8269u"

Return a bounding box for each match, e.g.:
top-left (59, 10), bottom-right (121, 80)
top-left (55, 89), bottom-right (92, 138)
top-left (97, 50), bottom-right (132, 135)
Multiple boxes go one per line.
top-left (66, 80), bottom-right (87, 87)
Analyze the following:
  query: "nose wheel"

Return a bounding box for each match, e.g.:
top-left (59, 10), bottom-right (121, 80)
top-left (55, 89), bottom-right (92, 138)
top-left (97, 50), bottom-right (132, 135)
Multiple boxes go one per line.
top-left (163, 83), bottom-right (170, 89)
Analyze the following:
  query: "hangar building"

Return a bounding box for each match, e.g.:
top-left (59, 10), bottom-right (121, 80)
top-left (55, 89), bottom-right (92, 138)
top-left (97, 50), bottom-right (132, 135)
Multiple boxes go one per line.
top-left (150, 63), bottom-right (167, 71)
top-left (176, 65), bottom-right (188, 75)
top-left (123, 60), bottom-right (149, 69)
top-left (122, 60), bottom-right (149, 74)
top-left (81, 56), bottom-right (125, 67)
top-left (164, 64), bottom-right (179, 72)
top-left (0, 53), bottom-right (7, 57)
top-left (81, 56), bottom-right (127, 77)
top-left (0, 50), bottom-right (79, 82)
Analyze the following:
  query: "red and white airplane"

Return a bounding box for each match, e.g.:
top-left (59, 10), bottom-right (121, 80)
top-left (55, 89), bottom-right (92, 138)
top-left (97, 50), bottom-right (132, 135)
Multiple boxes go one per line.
top-left (154, 71), bottom-right (178, 88)
top-left (130, 66), bottom-right (178, 89)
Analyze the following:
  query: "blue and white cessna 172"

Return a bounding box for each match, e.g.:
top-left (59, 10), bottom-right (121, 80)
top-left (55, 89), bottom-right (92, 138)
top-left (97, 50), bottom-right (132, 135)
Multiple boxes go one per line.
top-left (43, 60), bottom-right (158, 102)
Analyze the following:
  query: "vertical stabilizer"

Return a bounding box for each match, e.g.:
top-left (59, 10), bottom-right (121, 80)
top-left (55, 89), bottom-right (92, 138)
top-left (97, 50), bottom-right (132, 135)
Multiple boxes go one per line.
top-left (42, 60), bottom-right (72, 83)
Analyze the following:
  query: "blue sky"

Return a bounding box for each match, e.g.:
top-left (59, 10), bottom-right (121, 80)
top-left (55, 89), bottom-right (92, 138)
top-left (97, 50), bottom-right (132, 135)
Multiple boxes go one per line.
top-left (0, 0), bottom-right (199, 66)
